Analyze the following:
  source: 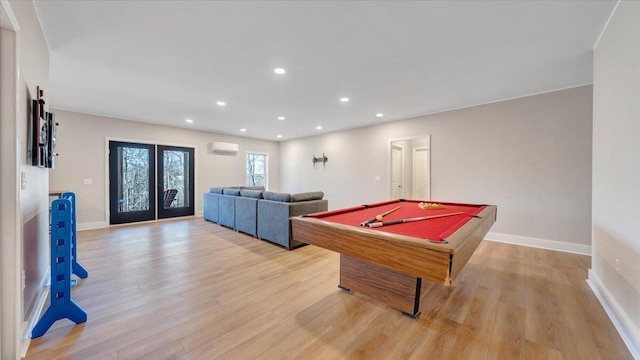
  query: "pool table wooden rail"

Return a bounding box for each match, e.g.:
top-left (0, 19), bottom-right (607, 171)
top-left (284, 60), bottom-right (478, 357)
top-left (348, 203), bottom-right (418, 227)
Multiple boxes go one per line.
top-left (291, 205), bottom-right (496, 286)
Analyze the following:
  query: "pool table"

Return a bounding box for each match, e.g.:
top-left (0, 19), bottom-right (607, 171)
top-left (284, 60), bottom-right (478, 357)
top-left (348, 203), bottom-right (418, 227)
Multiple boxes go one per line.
top-left (290, 199), bottom-right (497, 318)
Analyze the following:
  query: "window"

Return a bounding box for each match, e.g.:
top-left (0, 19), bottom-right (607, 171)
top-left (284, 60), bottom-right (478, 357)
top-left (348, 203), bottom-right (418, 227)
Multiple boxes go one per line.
top-left (246, 152), bottom-right (268, 188)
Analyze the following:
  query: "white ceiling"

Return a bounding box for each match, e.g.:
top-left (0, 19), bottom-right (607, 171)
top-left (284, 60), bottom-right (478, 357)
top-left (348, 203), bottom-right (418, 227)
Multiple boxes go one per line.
top-left (34, 1), bottom-right (615, 141)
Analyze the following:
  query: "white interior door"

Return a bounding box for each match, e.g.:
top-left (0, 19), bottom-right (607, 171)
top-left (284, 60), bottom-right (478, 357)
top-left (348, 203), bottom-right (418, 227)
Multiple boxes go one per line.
top-left (412, 146), bottom-right (430, 200)
top-left (391, 145), bottom-right (404, 198)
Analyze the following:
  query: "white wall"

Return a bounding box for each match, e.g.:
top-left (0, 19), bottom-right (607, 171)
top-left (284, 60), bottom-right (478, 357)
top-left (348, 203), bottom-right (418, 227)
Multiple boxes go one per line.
top-left (0, 8), bottom-right (18, 360)
top-left (1, 0), bottom-right (50, 357)
top-left (11, 0), bottom-right (51, 323)
top-left (591, 1), bottom-right (640, 356)
top-left (280, 86), bottom-right (593, 251)
top-left (49, 110), bottom-right (280, 228)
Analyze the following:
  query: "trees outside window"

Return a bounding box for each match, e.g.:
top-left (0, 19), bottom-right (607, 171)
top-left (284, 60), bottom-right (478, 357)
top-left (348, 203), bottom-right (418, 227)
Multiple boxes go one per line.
top-left (163, 150), bottom-right (189, 207)
top-left (246, 152), bottom-right (267, 188)
top-left (117, 146), bottom-right (151, 212)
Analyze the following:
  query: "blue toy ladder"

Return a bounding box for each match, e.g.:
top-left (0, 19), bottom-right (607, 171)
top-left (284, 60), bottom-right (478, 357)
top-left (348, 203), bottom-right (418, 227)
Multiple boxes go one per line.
top-left (62, 192), bottom-right (88, 279)
top-left (32, 195), bottom-right (87, 338)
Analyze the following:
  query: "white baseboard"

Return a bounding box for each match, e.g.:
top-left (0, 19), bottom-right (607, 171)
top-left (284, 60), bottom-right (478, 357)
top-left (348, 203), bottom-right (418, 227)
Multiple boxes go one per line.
top-left (77, 221), bottom-right (108, 231)
top-left (20, 268), bottom-right (50, 358)
top-left (78, 217), bottom-right (203, 231)
top-left (486, 232), bottom-right (591, 255)
top-left (587, 270), bottom-right (640, 359)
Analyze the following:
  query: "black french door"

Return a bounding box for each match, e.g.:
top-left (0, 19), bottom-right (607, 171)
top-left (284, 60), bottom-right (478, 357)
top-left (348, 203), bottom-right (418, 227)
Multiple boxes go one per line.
top-left (109, 141), bottom-right (195, 225)
top-left (157, 145), bottom-right (194, 219)
top-left (109, 141), bottom-right (156, 224)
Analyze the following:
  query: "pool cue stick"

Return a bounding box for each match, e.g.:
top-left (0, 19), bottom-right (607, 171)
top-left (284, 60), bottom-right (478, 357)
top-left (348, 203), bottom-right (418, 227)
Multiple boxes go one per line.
top-left (366, 211), bottom-right (464, 228)
top-left (359, 206), bottom-right (402, 226)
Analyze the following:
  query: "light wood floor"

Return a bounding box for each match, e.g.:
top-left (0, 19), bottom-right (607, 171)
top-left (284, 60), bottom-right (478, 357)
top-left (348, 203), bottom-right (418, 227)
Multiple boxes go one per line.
top-left (25, 218), bottom-right (631, 360)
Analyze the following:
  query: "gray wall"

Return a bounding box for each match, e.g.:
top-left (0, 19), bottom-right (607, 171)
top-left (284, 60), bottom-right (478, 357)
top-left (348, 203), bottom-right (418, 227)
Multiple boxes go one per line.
top-left (280, 86), bottom-right (593, 250)
top-left (592, 0), bottom-right (640, 351)
top-left (49, 110), bottom-right (280, 227)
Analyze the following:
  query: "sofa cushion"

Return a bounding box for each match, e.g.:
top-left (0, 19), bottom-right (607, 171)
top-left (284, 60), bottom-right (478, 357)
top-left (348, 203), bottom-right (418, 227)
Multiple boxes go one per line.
top-left (262, 191), bottom-right (292, 202)
top-left (218, 194), bottom-right (236, 229)
top-left (222, 189), bottom-right (241, 196)
top-left (240, 189), bottom-right (263, 198)
top-left (242, 186), bottom-right (266, 191)
top-left (235, 196), bottom-right (259, 236)
top-left (203, 192), bottom-right (219, 223)
top-left (291, 191), bottom-right (324, 202)
top-left (210, 187), bottom-right (225, 194)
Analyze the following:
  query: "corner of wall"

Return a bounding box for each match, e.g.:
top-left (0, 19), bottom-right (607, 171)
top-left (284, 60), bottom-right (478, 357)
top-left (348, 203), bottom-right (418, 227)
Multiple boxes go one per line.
top-left (587, 270), bottom-right (640, 359)
top-left (20, 268), bottom-right (50, 358)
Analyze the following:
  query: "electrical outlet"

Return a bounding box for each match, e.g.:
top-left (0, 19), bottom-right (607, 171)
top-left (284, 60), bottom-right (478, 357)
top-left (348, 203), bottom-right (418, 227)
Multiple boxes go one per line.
top-left (615, 258), bottom-right (620, 275)
top-left (22, 270), bottom-right (26, 290)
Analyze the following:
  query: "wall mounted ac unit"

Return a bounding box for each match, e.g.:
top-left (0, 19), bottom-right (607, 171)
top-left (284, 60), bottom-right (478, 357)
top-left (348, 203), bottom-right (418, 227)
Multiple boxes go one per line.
top-left (209, 141), bottom-right (239, 155)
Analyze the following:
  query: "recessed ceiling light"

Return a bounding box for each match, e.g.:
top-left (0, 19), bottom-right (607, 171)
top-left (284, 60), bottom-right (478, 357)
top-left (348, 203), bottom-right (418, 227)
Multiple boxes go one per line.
top-left (316, 126), bottom-right (322, 130)
top-left (376, 113), bottom-right (384, 118)
top-left (185, 119), bottom-right (194, 123)
top-left (216, 101), bottom-right (226, 107)
top-left (276, 135), bottom-right (282, 138)
top-left (274, 68), bottom-right (286, 75)
top-left (277, 116), bottom-right (285, 120)
top-left (340, 97), bottom-right (350, 102)
top-left (240, 128), bottom-right (246, 132)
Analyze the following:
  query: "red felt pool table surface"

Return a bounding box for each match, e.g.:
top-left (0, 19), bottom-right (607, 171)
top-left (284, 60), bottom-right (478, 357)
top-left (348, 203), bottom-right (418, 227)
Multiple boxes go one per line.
top-left (306, 199), bottom-right (486, 242)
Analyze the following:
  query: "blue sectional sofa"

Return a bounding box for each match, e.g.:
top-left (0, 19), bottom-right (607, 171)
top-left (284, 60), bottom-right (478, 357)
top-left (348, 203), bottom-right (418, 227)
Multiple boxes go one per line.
top-left (203, 187), bottom-right (328, 250)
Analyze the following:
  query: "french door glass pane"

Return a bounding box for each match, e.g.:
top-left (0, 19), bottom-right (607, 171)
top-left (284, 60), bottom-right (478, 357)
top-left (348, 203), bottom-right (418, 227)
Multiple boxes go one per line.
top-left (157, 145), bottom-right (194, 219)
top-left (162, 150), bottom-right (190, 208)
top-left (117, 147), bottom-right (151, 213)
top-left (109, 141), bottom-right (155, 224)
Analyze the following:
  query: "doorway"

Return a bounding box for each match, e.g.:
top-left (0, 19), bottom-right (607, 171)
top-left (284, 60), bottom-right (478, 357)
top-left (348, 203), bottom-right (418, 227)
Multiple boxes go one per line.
top-left (412, 146), bottom-right (430, 199)
top-left (108, 141), bottom-right (194, 225)
top-left (389, 135), bottom-right (431, 200)
top-left (391, 144), bottom-right (405, 198)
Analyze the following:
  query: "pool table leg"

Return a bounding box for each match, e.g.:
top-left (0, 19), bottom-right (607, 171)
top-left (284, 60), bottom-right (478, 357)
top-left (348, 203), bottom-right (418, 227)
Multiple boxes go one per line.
top-left (401, 277), bottom-right (422, 319)
top-left (339, 255), bottom-right (423, 319)
top-left (401, 310), bottom-right (421, 319)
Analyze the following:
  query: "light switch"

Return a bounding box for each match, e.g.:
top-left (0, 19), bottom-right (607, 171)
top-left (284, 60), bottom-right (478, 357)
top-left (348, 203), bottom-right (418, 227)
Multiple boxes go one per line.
top-left (83, 178), bottom-right (93, 185)
top-left (20, 171), bottom-right (26, 189)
